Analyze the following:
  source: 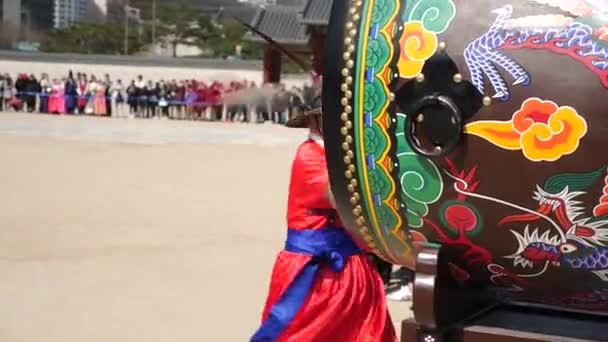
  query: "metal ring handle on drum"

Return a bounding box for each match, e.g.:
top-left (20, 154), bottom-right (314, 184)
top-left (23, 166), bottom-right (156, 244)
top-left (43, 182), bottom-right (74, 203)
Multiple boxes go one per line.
top-left (404, 94), bottom-right (464, 158)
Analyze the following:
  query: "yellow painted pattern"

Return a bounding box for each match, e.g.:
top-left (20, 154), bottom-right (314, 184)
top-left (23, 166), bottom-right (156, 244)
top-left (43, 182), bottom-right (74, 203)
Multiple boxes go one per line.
top-left (465, 98), bottom-right (587, 162)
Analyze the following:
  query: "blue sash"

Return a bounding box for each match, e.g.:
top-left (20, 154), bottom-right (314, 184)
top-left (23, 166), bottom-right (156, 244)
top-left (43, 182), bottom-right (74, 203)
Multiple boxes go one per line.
top-left (250, 227), bottom-right (362, 342)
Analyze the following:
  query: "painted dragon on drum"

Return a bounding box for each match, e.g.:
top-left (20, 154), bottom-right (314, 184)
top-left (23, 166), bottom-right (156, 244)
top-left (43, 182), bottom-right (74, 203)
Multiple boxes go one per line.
top-left (464, 1), bottom-right (608, 101)
top-left (444, 164), bottom-right (608, 283)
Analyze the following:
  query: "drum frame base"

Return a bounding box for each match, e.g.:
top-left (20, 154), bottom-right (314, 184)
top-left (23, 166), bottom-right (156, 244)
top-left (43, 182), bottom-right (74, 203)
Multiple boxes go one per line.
top-left (400, 244), bottom-right (608, 342)
top-left (401, 307), bottom-right (607, 342)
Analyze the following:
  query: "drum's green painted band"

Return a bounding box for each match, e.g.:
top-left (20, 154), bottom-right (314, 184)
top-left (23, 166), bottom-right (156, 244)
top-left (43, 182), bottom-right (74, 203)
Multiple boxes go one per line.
top-left (353, 0), bottom-right (394, 261)
top-left (353, 0), bottom-right (375, 255)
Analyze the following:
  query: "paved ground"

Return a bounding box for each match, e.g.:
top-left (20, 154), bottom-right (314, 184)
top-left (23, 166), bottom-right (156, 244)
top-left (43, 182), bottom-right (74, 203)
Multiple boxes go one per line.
top-left (0, 112), bottom-right (306, 145)
top-left (0, 112), bottom-right (411, 342)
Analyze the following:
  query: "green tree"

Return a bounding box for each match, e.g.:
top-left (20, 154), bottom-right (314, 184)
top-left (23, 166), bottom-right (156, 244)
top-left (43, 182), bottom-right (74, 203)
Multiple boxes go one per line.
top-left (205, 18), bottom-right (244, 58)
top-left (156, 2), bottom-right (220, 57)
top-left (41, 22), bottom-right (145, 54)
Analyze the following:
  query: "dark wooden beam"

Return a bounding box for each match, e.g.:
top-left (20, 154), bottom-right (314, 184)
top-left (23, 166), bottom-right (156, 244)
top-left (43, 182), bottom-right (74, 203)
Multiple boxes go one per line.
top-left (263, 46), bottom-right (282, 84)
top-left (309, 27), bottom-right (326, 75)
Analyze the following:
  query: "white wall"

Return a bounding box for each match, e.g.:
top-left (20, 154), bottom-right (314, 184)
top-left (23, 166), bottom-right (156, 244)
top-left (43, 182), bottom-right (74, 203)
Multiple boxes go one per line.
top-left (152, 43), bottom-right (204, 58)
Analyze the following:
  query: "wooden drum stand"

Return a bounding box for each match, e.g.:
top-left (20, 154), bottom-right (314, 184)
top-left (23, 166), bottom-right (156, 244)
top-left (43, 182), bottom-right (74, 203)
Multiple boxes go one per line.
top-left (400, 245), bottom-right (608, 342)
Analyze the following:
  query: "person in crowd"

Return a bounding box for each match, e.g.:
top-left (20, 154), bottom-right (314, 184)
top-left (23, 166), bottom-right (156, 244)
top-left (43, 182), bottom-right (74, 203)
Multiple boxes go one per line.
top-left (39, 73), bottom-right (50, 113)
top-left (4, 73), bottom-right (22, 111)
top-left (367, 255), bottom-right (414, 301)
top-left (174, 80), bottom-right (186, 120)
top-left (47, 77), bottom-right (56, 113)
top-left (135, 75), bottom-right (147, 117)
top-left (252, 82), bottom-right (267, 123)
top-left (84, 75), bottom-right (95, 114)
top-left (87, 75), bottom-right (104, 115)
top-left (223, 81), bottom-right (240, 122)
top-left (8, 74), bottom-right (15, 108)
top-left (165, 79), bottom-right (177, 119)
top-left (111, 79), bottom-right (125, 118)
top-left (95, 77), bottom-right (107, 116)
top-left (65, 71), bottom-right (78, 114)
top-left (57, 77), bottom-right (67, 114)
top-left (157, 80), bottom-right (169, 118)
top-left (126, 80), bottom-right (138, 115)
top-left (386, 266), bottom-right (415, 301)
top-left (259, 83), bottom-right (273, 123)
top-left (48, 78), bottom-right (66, 114)
top-left (145, 80), bottom-right (157, 118)
top-left (0, 74), bottom-right (5, 111)
top-left (23, 74), bottom-right (41, 113)
top-left (0, 73), bottom-right (13, 111)
top-left (195, 81), bottom-right (207, 120)
top-left (236, 80), bottom-right (250, 122)
top-left (104, 74), bottom-right (113, 117)
top-left (209, 81), bottom-right (223, 121)
top-left (0, 74), bottom-right (7, 111)
top-left (13, 74), bottom-right (25, 111)
top-left (184, 82), bottom-right (198, 120)
top-left (288, 85), bottom-right (303, 122)
top-left (77, 73), bottom-right (89, 114)
top-left (14, 73), bottom-right (27, 106)
top-left (8, 95), bottom-right (24, 111)
top-left (205, 82), bottom-right (215, 121)
top-left (135, 74), bottom-right (145, 90)
top-left (271, 83), bottom-right (290, 124)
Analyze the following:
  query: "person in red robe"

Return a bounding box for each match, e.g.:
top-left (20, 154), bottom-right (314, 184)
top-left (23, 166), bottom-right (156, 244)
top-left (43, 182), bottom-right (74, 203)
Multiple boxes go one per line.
top-left (251, 82), bottom-right (398, 342)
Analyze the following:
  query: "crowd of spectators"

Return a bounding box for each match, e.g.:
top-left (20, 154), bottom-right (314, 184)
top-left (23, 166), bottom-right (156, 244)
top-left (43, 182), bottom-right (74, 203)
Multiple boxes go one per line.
top-left (0, 71), bottom-right (306, 124)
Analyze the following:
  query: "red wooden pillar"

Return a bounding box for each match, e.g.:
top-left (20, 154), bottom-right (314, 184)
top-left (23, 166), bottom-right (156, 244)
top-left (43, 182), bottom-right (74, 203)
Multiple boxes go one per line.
top-left (263, 46), bottom-right (282, 84)
top-left (310, 28), bottom-right (326, 76)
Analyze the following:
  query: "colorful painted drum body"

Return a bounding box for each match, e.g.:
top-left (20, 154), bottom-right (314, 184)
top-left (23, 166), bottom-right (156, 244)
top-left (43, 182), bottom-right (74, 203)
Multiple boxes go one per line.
top-left (322, 0), bottom-right (608, 313)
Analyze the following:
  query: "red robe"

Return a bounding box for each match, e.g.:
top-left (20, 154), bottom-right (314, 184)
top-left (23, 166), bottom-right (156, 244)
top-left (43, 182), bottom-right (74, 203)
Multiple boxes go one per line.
top-left (258, 138), bottom-right (398, 342)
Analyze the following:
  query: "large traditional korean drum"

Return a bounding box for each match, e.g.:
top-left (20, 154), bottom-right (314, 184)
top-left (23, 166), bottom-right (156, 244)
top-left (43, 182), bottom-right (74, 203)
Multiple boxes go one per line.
top-left (323, 0), bottom-right (608, 313)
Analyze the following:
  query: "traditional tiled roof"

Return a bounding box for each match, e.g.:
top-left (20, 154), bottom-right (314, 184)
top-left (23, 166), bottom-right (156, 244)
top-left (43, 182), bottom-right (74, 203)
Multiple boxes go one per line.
top-left (276, 0), bottom-right (308, 10)
top-left (300, 0), bottom-right (332, 25)
top-left (244, 5), bottom-right (310, 45)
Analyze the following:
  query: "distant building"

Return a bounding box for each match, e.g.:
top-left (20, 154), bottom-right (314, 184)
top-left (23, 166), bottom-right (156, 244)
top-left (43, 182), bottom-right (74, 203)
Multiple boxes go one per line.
top-left (1, 0), bottom-right (22, 30)
top-left (52, 0), bottom-right (126, 28)
top-left (0, 0), bottom-right (54, 47)
top-left (53, 0), bottom-right (87, 28)
top-left (0, 0), bottom-right (22, 47)
top-left (1, 0), bottom-right (21, 21)
top-left (22, 0), bottom-right (54, 32)
top-left (105, 0), bottom-right (128, 23)
top-left (87, 0), bottom-right (126, 23)
top-left (104, 0), bottom-right (258, 26)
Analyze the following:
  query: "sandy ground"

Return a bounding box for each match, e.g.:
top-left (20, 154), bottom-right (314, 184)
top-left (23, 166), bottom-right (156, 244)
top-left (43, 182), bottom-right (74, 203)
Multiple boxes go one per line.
top-left (0, 112), bottom-right (411, 342)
